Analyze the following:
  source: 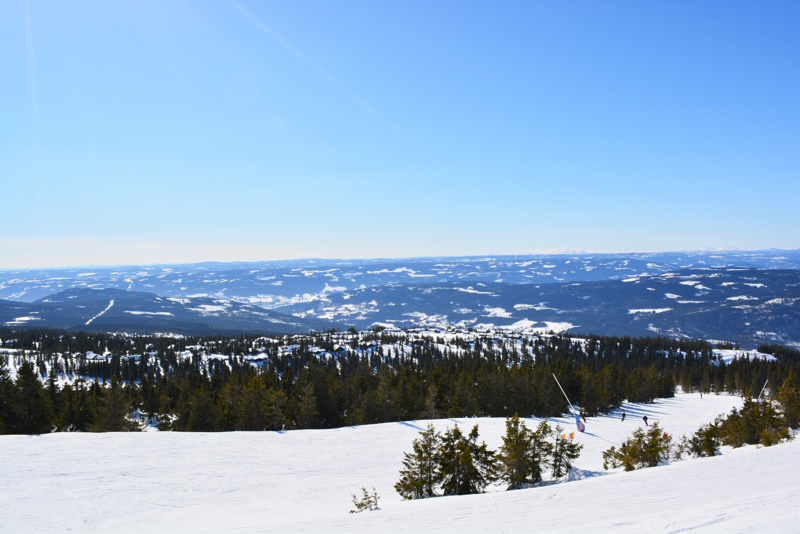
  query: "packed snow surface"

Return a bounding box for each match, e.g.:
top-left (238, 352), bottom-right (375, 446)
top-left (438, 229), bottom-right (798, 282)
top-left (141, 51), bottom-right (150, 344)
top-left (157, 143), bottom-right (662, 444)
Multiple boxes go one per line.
top-left (1, 393), bottom-right (798, 533)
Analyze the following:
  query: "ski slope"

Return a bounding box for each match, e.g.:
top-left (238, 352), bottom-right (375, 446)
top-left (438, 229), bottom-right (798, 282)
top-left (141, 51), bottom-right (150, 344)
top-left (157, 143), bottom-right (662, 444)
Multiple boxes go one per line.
top-left (1, 393), bottom-right (798, 532)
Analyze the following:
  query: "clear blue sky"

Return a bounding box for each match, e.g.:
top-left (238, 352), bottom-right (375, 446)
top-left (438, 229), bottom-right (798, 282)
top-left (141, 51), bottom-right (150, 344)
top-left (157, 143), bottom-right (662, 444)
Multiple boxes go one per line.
top-left (1, 1), bottom-right (798, 268)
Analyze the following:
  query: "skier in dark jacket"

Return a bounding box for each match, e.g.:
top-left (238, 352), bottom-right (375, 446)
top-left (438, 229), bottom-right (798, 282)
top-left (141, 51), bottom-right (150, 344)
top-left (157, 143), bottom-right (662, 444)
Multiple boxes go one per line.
top-left (621, 412), bottom-right (626, 422)
top-left (643, 415), bottom-right (649, 426)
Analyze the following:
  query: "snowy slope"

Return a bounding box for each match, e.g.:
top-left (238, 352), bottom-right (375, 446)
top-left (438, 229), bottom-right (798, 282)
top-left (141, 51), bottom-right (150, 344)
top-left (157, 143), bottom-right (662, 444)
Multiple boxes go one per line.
top-left (1, 393), bottom-right (797, 533)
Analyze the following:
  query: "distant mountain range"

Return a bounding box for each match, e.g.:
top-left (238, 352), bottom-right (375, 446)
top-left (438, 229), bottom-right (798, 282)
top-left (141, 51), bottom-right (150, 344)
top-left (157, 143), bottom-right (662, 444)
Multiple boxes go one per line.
top-left (0, 288), bottom-right (343, 335)
top-left (1, 250), bottom-right (798, 346)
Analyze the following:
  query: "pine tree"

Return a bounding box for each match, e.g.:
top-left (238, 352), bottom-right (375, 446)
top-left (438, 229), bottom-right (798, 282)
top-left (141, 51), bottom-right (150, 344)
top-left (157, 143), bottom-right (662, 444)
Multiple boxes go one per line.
top-left (375, 368), bottom-right (396, 423)
top-left (395, 423), bottom-right (441, 499)
top-left (718, 397), bottom-right (789, 447)
top-left (604, 423), bottom-right (670, 471)
top-left (498, 414), bottom-right (552, 489)
top-left (422, 384), bottom-right (439, 419)
top-left (0, 360), bottom-right (15, 433)
top-left (297, 382), bottom-right (317, 429)
top-left (687, 423), bottom-right (719, 457)
top-left (186, 386), bottom-right (217, 431)
top-left (438, 424), bottom-right (497, 496)
top-left (264, 387), bottom-right (288, 430)
top-left (14, 361), bottom-right (53, 434)
top-left (776, 372), bottom-right (800, 429)
top-left (46, 364), bottom-right (59, 407)
top-left (551, 425), bottom-right (583, 479)
top-left (92, 376), bottom-right (136, 432)
top-left (644, 424), bottom-right (671, 463)
top-left (216, 382), bottom-right (244, 431)
top-left (530, 419), bottom-right (554, 483)
top-left (140, 377), bottom-right (160, 421)
top-left (498, 414), bottom-right (531, 489)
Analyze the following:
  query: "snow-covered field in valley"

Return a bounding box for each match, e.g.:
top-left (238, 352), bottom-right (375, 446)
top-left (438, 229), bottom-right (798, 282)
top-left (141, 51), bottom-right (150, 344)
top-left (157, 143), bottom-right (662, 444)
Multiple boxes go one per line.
top-left (1, 392), bottom-right (798, 533)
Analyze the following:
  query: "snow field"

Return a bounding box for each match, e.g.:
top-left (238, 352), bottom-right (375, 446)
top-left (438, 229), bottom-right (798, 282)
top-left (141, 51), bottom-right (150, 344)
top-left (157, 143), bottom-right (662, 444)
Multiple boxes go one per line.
top-left (1, 393), bottom-right (797, 532)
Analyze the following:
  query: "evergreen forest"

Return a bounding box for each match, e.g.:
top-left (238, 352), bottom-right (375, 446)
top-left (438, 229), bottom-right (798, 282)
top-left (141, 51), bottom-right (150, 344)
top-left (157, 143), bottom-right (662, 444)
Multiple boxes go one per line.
top-left (0, 327), bottom-right (798, 434)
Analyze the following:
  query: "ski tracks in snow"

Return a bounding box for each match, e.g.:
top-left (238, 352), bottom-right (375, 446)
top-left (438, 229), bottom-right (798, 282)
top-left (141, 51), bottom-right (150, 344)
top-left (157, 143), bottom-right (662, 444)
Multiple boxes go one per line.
top-left (85, 300), bottom-right (114, 325)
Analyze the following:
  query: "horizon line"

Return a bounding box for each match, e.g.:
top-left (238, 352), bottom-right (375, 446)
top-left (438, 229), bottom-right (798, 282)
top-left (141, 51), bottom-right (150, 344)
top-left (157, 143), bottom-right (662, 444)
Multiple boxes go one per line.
top-left (1, 247), bottom-right (798, 272)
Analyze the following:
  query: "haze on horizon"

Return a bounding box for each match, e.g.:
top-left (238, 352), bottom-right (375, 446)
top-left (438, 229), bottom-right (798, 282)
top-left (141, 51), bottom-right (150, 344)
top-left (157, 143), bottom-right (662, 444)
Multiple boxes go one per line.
top-left (2, 1), bottom-right (798, 270)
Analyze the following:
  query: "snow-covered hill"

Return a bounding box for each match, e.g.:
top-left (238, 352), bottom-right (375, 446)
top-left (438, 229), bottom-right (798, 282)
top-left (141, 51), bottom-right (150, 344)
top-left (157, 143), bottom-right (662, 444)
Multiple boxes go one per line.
top-left (3, 251), bottom-right (800, 304)
top-left (272, 268), bottom-right (800, 347)
top-left (2, 251), bottom-right (799, 347)
top-left (2, 269), bottom-right (799, 348)
top-left (0, 287), bottom-right (343, 335)
top-left (1, 392), bottom-right (797, 532)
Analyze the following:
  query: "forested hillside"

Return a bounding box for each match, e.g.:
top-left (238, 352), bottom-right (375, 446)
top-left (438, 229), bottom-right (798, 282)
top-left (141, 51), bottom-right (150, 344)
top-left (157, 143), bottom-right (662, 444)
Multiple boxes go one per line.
top-left (2, 327), bottom-right (797, 434)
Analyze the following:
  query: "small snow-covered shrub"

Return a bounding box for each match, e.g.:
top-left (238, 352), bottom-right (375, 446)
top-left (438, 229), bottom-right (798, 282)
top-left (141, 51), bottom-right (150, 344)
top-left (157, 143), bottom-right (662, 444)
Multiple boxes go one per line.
top-left (350, 487), bottom-right (380, 513)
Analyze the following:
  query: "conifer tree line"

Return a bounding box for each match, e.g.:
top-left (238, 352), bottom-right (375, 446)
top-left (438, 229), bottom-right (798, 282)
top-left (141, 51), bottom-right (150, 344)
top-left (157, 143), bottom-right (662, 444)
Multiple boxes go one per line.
top-left (602, 377), bottom-right (800, 472)
top-left (0, 327), bottom-right (798, 434)
top-left (395, 415), bottom-right (582, 499)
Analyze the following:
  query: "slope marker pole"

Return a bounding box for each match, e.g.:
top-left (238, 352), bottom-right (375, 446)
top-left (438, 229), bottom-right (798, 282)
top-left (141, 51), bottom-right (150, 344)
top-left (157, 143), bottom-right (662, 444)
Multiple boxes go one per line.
top-left (553, 373), bottom-right (585, 432)
top-left (552, 373), bottom-right (575, 414)
top-left (757, 379), bottom-right (769, 402)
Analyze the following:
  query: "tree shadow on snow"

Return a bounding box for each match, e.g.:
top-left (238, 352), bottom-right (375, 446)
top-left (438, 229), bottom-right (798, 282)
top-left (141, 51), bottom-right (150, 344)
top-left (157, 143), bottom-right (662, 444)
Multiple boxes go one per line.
top-left (582, 431), bottom-right (619, 447)
top-left (396, 420), bottom-right (425, 431)
top-left (532, 468), bottom-right (606, 488)
top-left (612, 405), bottom-right (668, 419)
top-left (565, 468), bottom-right (607, 482)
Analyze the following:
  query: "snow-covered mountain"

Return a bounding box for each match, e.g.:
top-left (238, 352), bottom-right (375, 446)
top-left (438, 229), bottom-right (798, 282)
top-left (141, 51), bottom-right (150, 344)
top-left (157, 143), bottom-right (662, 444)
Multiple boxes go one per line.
top-left (1, 392), bottom-right (797, 532)
top-left (1, 251), bottom-right (799, 345)
top-left (273, 268), bottom-right (799, 347)
top-left (3, 251), bottom-right (799, 303)
top-left (0, 288), bottom-right (343, 335)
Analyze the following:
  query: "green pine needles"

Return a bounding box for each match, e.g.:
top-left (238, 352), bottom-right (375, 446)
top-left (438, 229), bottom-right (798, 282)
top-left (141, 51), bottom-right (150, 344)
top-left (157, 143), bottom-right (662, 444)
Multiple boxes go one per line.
top-left (395, 415), bottom-right (584, 500)
top-left (394, 424), bottom-right (442, 499)
top-left (602, 423), bottom-right (671, 471)
top-left (551, 425), bottom-right (583, 479)
top-left (349, 487), bottom-right (380, 513)
top-left (438, 425), bottom-right (498, 496)
top-left (498, 415), bottom-right (554, 489)
top-left (604, 393), bottom-right (797, 473)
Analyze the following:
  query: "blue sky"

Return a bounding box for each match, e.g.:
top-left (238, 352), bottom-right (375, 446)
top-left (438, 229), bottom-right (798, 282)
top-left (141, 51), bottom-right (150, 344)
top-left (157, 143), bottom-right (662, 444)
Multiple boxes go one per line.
top-left (1, 1), bottom-right (798, 268)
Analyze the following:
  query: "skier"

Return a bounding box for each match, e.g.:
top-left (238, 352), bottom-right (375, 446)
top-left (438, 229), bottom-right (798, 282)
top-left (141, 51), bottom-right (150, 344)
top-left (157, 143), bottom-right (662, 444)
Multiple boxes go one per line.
top-left (621, 412), bottom-right (626, 422)
top-left (643, 415), bottom-right (649, 426)
top-left (580, 411), bottom-right (587, 424)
